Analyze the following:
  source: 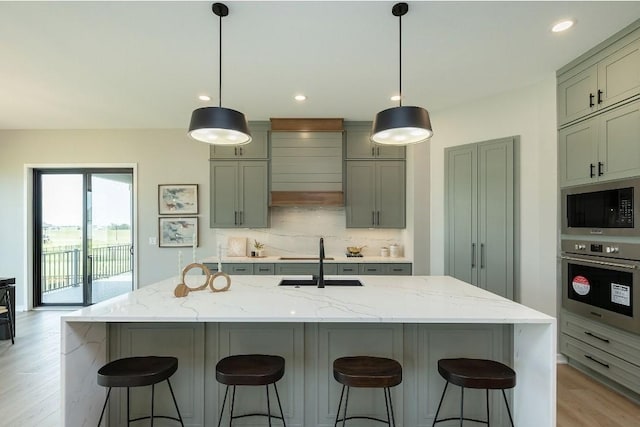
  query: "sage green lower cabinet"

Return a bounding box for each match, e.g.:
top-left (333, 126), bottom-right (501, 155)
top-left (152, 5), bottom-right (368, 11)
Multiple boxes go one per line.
top-left (358, 263), bottom-right (413, 275)
top-left (254, 263), bottom-right (275, 275)
top-left (108, 323), bottom-right (509, 426)
top-left (275, 263), bottom-right (337, 276)
top-left (445, 137), bottom-right (515, 300)
top-left (210, 160), bottom-right (269, 228)
top-left (560, 310), bottom-right (640, 397)
top-left (203, 262), bottom-right (411, 276)
top-left (346, 160), bottom-right (406, 228)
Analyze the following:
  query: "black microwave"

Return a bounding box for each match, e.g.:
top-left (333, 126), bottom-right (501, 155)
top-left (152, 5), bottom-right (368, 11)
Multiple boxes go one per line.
top-left (561, 178), bottom-right (640, 236)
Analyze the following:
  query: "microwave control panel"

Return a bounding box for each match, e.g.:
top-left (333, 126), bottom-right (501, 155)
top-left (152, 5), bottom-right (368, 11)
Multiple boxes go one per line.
top-left (562, 239), bottom-right (638, 259)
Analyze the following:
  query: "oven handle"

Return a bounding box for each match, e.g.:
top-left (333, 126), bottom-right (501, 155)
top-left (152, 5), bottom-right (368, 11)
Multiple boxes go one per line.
top-left (560, 255), bottom-right (638, 270)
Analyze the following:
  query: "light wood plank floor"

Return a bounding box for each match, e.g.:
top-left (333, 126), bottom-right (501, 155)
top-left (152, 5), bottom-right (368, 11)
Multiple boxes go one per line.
top-left (2, 311), bottom-right (640, 426)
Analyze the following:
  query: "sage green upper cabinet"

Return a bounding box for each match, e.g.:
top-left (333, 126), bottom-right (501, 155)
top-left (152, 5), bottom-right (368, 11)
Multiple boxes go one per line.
top-left (209, 122), bottom-right (269, 159)
top-left (559, 100), bottom-right (640, 187)
top-left (344, 122), bottom-right (405, 159)
top-left (346, 161), bottom-right (405, 228)
top-left (558, 35), bottom-right (640, 127)
top-left (445, 137), bottom-right (515, 300)
top-left (210, 161), bottom-right (269, 228)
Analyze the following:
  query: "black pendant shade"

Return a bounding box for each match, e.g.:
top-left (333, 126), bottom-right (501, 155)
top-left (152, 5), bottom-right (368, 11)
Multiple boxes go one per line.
top-left (188, 3), bottom-right (251, 146)
top-left (372, 106), bottom-right (432, 145)
top-left (371, 2), bottom-right (433, 146)
top-left (189, 106), bottom-right (252, 145)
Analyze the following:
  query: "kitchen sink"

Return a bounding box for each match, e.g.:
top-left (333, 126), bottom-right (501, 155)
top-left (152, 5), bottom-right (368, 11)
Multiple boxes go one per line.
top-left (278, 257), bottom-right (335, 260)
top-left (278, 279), bottom-right (362, 287)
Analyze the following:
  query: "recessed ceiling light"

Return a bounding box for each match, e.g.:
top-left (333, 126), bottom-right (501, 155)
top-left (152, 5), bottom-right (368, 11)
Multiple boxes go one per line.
top-left (198, 95), bottom-right (211, 101)
top-left (390, 95), bottom-right (401, 101)
top-left (294, 94), bottom-right (307, 101)
top-left (552, 19), bottom-right (574, 33)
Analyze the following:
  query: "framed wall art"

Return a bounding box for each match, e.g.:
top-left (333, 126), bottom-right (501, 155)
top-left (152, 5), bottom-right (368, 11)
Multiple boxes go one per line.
top-left (159, 217), bottom-right (198, 247)
top-left (158, 184), bottom-right (198, 215)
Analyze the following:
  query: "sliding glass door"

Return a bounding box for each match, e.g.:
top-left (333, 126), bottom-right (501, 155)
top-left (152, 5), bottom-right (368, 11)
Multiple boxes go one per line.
top-left (34, 169), bottom-right (134, 306)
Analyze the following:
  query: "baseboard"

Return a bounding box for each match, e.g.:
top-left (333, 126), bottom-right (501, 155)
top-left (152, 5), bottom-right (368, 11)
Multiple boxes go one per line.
top-left (557, 353), bottom-right (568, 364)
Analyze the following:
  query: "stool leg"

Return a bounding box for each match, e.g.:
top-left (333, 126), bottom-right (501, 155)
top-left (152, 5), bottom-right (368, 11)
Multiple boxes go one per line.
top-left (5, 291), bottom-right (14, 344)
top-left (341, 387), bottom-right (350, 427)
top-left (460, 386), bottom-right (464, 427)
top-left (229, 385), bottom-right (236, 427)
top-left (383, 388), bottom-right (391, 426)
top-left (166, 378), bottom-right (184, 426)
top-left (127, 387), bottom-right (131, 427)
top-left (431, 381), bottom-right (449, 427)
top-left (389, 387), bottom-right (397, 427)
top-left (501, 389), bottom-right (514, 427)
top-left (266, 385), bottom-right (272, 427)
top-left (151, 383), bottom-right (155, 427)
top-left (217, 386), bottom-right (230, 427)
top-left (273, 382), bottom-right (286, 427)
top-left (486, 389), bottom-right (490, 427)
top-left (334, 385), bottom-right (346, 427)
top-left (97, 387), bottom-right (112, 427)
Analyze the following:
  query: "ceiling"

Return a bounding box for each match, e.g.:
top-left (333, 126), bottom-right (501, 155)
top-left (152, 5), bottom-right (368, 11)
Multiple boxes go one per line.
top-left (2, 1), bottom-right (640, 130)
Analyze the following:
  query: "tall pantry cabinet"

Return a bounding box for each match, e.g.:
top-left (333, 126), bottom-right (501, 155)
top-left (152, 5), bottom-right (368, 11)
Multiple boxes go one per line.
top-left (445, 137), bottom-right (516, 300)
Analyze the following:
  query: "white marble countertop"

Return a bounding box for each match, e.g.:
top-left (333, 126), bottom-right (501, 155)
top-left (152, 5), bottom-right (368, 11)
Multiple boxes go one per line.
top-left (62, 275), bottom-right (553, 324)
top-left (200, 255), bottom-right (412, 263)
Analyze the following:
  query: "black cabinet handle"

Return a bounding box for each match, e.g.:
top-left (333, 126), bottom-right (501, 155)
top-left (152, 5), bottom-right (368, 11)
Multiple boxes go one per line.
top-left (471, 243), bottom-right (476, 268)
top-left (259, 268), bottom-right (270, 272)
top-left (590, 163), bottom-right (595, 178)
top-left (376, 211), bottom-right (380, 225)
top-left (234, 211), bottom-right (238, 225)
top-left (234, 147), bottom-right (238, 156)
top-left (597, 89), bottom-right (603, 104)
top-left (371, 147), bottom-right (375, 157)
top-left (480, 243), bottom-right (485, 269)
top-left (392, 268), bottom-right (402, 272)
top-left (377, 147), bottom-right (381, 156)
top-left (584, 354), bottom-right (609, 369)
top-left (584, 331), bottom-right (610, 343)
top-left (236, 268), bottom-right (247, 272)
top-left (372, 211), bottom-right (375, 226)
top-left (598, 162), bottom-right (604, 176)
top-left (589, 93), bottom-right (595, 108)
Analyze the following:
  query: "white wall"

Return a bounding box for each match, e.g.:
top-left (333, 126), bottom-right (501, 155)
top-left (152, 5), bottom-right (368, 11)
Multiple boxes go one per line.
top-left (428, 75), bottom-right (558, 317)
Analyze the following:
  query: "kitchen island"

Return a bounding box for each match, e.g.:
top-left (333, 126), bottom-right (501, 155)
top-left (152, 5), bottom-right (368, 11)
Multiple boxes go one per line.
top-left (61, 275), bottom-right (555, 426)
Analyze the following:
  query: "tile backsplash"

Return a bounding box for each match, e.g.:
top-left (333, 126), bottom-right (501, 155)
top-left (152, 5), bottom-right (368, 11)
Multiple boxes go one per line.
top-left (213, 207), bottom-right (405, 258)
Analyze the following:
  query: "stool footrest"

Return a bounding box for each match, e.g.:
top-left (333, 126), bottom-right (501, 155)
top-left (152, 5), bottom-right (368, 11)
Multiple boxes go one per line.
top-left (129, 415), bottom-right (184, 424)
top-left (433, 416), bottom-right (488, 425)
top-left (231, 412), bottom-right (285, 421)
top-left (336, 415), bottom-right (392, 424)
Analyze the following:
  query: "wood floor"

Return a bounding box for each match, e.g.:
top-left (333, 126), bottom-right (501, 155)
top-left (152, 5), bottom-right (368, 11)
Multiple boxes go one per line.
top-left (1, 311), bottom-right (640, 426)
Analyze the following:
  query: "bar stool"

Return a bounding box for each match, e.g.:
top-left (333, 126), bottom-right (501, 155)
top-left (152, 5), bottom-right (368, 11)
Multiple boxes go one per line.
top-left (432, 358), bottom-right (515, 427)
top-left (97, 356), bottom-right (184, 426)
top-left (215, 354), bottom-right (286, 426)
top-left (332, 356), bottom-right (402, 426)
top-left (0, 285), bottom-right (14, 345)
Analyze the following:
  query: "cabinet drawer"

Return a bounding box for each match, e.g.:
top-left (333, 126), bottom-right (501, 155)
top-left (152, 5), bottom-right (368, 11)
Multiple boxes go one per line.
top-left (254, 264), bottom-right (275, 275)
top-left (561, 334), bottom-right (640, 394)
top-left (337, 264), bottom-right (359, 275)
top-left (386, 264), bottom-right (412, 275)
top-left (202, 263), bottom-right (219, 273)
top-left (359, 264), bottom-right (384, 275)
top-left (275, 263), bottom-right (337, 276)
top-left (561, 310), bottom-right (640, 367)
top-left (224, 264), bottom-right (254, 275)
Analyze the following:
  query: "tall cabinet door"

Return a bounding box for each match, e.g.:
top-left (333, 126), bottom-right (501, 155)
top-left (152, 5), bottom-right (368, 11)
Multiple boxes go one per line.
top-left (445, 146), bottom-right (478, 285)
top-left (477, 139), bottom-right (514, 300)
top-left (558, 118), bottom-right (598, 187)
top-left (238, 161), bottom-right (269, 228)
top-left (210, 162), bottom-right (239, 228)
top-left (346, 161), bottom-right (376, 228)
top-left (598, 100), bottom-right (640, 181)
top-left (376, 161), bottom-right (406, 228)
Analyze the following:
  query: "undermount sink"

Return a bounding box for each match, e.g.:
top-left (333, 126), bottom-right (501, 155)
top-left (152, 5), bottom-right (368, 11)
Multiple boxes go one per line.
top-left (278, 279), bottom-right (363, 287)
top-left (278, 257), bottom-right (335, 260)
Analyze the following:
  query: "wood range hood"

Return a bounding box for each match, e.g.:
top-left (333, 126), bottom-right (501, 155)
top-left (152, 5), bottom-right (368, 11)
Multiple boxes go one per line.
top-left (269, 118), bottom-right (345, 207)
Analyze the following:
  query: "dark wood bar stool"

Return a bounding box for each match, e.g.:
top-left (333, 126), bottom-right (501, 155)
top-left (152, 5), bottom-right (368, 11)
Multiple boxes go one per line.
top-left (0, 284), bottom-right (15, 345)
top-left (432, 358), bottom-right (516, 427)
top-left (332, 356), bottom-right (402, 426)
top-left (215, 354), bottom-right (286, 426)
top-left (97, 356), bottom-right (184, 426)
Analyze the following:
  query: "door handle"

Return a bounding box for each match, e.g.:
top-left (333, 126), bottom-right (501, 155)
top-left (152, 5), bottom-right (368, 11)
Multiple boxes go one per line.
top-left (597, 89), bottom-right (603, 104)
top-left (376, 211), bottom-right (380, 225)
top-left (234, 211), bottom-right (238, 225)
top-left (589, 93), bottom-right (595, 108)
top-left (584, 331), bottom-right (610, 343)
top-left (239, 211), bottom-right (243, 225)
top-left (590, 163), bottom-right (595, 178)
top-left (471, 243), bottom-right (476, 268)
top-left (377, 147), bottom-right (381, 156)
top-left (584, 354), bottom-right (609, 369)
top-left (598, 162), bottom-right (604, 176)
top-left (239, 148), bottom-right (243, 156)
top-left (372, 211), bottom-right (375, 226)
top-left (371, 147), bottom-right (375, 157)
top-left (234, 147), bottom-right (238, 156)
top-left (480, 243), bottom-right (485, 269)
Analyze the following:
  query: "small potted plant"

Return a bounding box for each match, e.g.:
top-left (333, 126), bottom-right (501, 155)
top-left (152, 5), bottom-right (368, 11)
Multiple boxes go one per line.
top-left (253, 239), bottom-right (265, 257)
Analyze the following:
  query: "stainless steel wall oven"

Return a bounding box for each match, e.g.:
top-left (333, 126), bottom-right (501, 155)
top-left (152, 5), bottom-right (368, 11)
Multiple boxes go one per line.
top-left (561, 239), bottom-right (640, 334)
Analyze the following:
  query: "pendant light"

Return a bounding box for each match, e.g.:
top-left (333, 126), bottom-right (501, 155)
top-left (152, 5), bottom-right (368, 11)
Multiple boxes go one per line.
top-left (189, 3), bottom-right (252, 145)
top-left (371, 2), bottom-right (432, 145)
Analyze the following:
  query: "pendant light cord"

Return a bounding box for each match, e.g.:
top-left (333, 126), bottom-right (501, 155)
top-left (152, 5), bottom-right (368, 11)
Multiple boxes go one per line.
top-left (398, 11), bottom-right (402, 107)
top-left (218, 11), bottom-right (223, 108)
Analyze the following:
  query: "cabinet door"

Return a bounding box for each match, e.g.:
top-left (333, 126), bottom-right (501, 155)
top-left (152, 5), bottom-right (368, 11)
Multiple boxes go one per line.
top-left (210, 161), bottom-right (239, 228)
top-left (557, 65), bottom-right (598, 126)
top-left (238, 161), bottom-right (269, 228)
top-left (359, 264), bottom-right (384, 275)
top-left (558, 118), bottom-right (598, 187)
top-left (210, 122), bottom-right (269, 159)
top-left (337, 264), bottom-right (358, 275)
top-left (345, 124), bottom-right (405, 159)
top-left (598, 100), bottom-right (640, 181)
top-left (598, 38), bottom-right (640, 111)
top-left (445, 146), bottom-right (477, 285)
top-left (346, 161), bottom-right (376, 228)
top-left (477, 139), bottom-right (513, 299)
top-left (376, 161), bottom-right (406, 228)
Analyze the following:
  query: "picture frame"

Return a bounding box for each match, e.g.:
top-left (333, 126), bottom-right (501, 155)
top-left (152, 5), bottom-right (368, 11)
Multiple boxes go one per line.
top-left (158, 184), bottom-right (198, 215)
top-left (159, 217), bottom-right (198, 247)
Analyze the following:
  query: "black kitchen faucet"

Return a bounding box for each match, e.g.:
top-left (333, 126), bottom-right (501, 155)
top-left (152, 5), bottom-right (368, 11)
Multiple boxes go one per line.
top-left (317, 237), bottom-right (325, 288)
